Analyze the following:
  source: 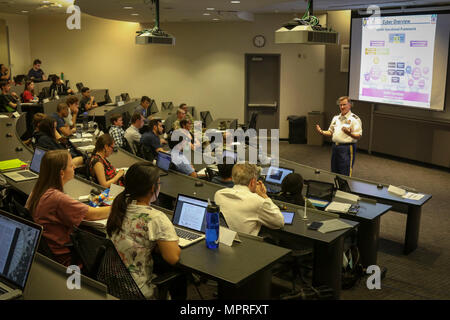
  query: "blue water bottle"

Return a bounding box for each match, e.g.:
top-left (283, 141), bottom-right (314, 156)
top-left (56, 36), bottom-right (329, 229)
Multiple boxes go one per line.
top-left (205, 201), bottom-right (220, 249)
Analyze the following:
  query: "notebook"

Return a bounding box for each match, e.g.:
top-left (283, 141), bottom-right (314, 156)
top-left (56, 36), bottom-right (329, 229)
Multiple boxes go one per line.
top-left (264, 165), bottom-right (294, 194)
top-left (157, 152), bottom-right (171, 176)
top-left (2, 147), bottom-right (47, 182)
top-left (172, 194), bottom-right (207, 248)
top-left (0, 210), bottom-right (42, 300)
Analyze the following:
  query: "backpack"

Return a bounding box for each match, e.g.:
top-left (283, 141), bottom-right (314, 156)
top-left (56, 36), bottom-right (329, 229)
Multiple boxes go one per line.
top-left (342, 245), bottom-right (364, 289)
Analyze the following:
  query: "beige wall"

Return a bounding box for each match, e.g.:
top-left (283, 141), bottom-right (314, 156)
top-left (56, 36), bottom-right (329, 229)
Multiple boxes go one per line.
top-left (29, 13), bottom-right (327, 138)
top-left (0, 13), bottom-right (31, 76)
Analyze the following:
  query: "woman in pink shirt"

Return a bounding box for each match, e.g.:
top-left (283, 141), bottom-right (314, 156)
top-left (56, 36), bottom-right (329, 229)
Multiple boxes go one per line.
top-left (26, 149), bottom-right (111, 266)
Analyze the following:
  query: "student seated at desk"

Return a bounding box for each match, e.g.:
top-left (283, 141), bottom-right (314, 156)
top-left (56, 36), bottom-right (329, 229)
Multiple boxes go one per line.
top-left (141, 119), bottom-right (166, 160)
top-left (274, 173), bottom-right (315, 208)
top-left (79, 87), bottom-right (98, 113)
top-left (108, 113), bottom-right (126, 148)
top-left (124, 112), bottom-right (145, 150)
top-left (0, 64), bottom-right (11, 82)
top-left (107, 162), bottom-right (186, 300)
top-left (49, 75), bottom-right (73, 97)
top-left (170, 134), bottom-right (198, 178)
top-left (0, 80), bottom-right (19, 112)
top-left (135, 96), bottom-right (152, 122)
top-left (52, 102), bottom-right (76, 137)
top-left (27, 59), bottom-right (47, 82)
top-left (22, 80), bottom-right (39, 103)
top-left (26, 150), bottom-right (111, 267)
top-left (35, 117), bottom-right (84, 168)
top-left (211, 156), bottom-right (235, 188)
top-left (65, 96), bottom-right (79, 129)
top-left (214, 162), bottom-right (284, 236)
top-left (179, 119), bottom-right (200, 151)
top-left (89, 134), bottom-right (124, 188)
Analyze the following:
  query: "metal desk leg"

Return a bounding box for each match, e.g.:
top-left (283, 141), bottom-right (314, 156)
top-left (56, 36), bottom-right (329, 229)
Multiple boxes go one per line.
top-left (313, 237), bottom-right (344, 299)
top-left (218, 269), bottom-right (272, 300)
top-left (404, 205), bottom-right (421, 254)
top-left (358, 217), bottom-right (380, 267)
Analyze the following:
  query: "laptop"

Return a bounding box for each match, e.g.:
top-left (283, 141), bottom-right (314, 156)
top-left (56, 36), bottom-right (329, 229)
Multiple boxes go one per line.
top-left (264, 165), bottom-right (294, 194)
top-left (306, 180), bottom-right (335, 209)
top-left (0, 210), bottom-right (42, 300)
top-left (2, 147), bottom-right (47, 182)
top-left (157, 152), bottom-right (171, 176)
top-left (172, 194), bottom-right (208, 248)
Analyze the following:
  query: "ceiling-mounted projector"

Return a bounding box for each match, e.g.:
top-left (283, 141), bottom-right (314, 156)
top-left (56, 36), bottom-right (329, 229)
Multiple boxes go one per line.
top-left (275, 24), bottom-right (339, 45)
top-left (136, 0), bottom-right (175, 45)
top-left (136, 30), bottom-right (175, 45)
top-left (275, 0), bottom-right (339, 45)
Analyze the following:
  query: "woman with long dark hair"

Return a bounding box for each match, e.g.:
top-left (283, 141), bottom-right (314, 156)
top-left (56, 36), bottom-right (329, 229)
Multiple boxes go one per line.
top-left (22, 80), bottom-right (38, 103)
top-left (34, 117), bottom-right (84, 167)
top-left (26, 150), bottom-right (110, 266)
top-left (89, 134), bottom-right (124, 187)
top-left (107, 162), bottom-right (183, 299)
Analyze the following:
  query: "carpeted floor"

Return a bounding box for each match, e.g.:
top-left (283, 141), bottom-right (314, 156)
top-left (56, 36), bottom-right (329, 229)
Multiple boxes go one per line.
top-left (186, 142), bottom-right (450, 300)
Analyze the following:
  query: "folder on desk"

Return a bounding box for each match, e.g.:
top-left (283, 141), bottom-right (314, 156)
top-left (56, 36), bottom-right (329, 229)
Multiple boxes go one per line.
top-left (318, 219), bottom-right (353, 233)
top-left (0, 159), bottom-right (27, 171)
top-left (325, 201), bottom-right (351, 214)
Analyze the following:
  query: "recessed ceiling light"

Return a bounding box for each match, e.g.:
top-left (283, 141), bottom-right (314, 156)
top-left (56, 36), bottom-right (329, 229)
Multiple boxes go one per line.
top-left (123, 6), bottom-right (133, 10)
top-left (231, 1), bottom-right (241, 3)
top-left (131, 13), bottom-right (139, 16)
top-left (203, 13), bottom-right (211, 16)
top-left (206, 8), bottom-right (215, 11)
top-left (21, 10), bottom-right (29, 13)
top-left (213, 18), bottom-right (220, 21)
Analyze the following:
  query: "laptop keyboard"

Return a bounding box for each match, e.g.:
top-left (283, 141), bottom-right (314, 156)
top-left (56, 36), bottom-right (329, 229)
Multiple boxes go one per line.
top-left (19, 171), bottom-right (37, 178)
top-left (266, 185), bottom-right (281, 194)
top-left (175, 228), bottom-right (202, 241)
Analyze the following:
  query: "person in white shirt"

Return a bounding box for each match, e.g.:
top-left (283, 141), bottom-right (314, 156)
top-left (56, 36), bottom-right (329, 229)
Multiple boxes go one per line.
top-left (316, 96), bottom-right (362, 176)
top-left (214, 162), bottom-right (284, 236)
top-left (124, 112), bottom-right (145, 152)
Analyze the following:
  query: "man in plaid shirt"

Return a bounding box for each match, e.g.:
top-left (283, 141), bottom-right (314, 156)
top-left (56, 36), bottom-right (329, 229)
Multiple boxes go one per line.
top-left (108, 113), bottom-right (126, 147)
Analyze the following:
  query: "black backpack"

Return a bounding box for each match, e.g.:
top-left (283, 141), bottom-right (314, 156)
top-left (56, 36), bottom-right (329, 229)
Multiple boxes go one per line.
top-left (342, 245), bottom-right (364, 289)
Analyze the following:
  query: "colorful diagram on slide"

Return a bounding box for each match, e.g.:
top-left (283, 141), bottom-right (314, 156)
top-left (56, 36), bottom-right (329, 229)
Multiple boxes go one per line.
top-left (359, 14), bottom-right (437, 108)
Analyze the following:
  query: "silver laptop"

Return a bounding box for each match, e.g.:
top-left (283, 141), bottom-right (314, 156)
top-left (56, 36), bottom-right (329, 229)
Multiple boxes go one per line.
top-left (264, 165), bottom-right (294, 193)
top-left (0, 210), bottom-right (42, 300)
top-left (172, 194), bottom-right (208, 248)
top-left (2, 147), bottom-right (47, 182)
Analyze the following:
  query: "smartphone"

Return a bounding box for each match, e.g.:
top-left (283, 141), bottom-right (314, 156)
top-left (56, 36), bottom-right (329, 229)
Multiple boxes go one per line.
top-left (308, 221), bottom-right (323, 231)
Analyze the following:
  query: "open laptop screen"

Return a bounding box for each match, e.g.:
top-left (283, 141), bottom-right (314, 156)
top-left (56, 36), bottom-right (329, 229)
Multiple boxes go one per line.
top-left (172, 194), bottom-right (208, 233)
top-left (0, 210), bottom-right (42, 290)
top-left (29, 147), bottom-right (47, 174)
top-left (157, 152), bottom-right (171, 172)
top-left (265, 166), bottom-right (294, 185)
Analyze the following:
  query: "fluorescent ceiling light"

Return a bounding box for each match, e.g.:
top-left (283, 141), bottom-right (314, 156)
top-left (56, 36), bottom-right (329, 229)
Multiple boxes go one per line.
top-left (231, 1), bottom-right (241, 3)
top-left (206, 8), bottom-right (215, 11)
top-left (123, 7), bottom-right (134, 9)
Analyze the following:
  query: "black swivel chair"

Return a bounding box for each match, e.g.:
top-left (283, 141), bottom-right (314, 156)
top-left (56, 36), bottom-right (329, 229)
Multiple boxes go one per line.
top-left (239, 112), bottom-right (258, 132)
top-left (122, 111), bottom-right (131, 130)
top-left (69, 227), bottom-right (180, 300)
top-left (248, 112), bottom-right (258, 130)
top-left (200, 111), bottom-right (213, 128)
top-left (9, 198), bottom-right (56, 261)
top-left (76, 82), bottom-right (84, 92)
